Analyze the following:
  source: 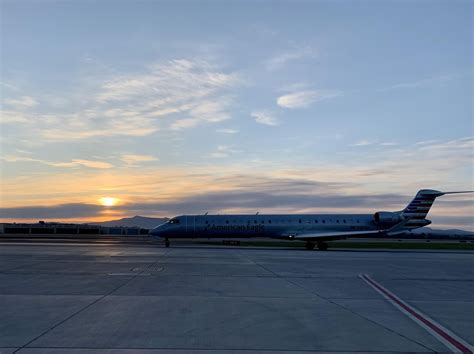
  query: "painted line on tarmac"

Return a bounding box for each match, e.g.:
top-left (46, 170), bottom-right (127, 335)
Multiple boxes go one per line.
top-left (359, 273), bottom-right (473, 354)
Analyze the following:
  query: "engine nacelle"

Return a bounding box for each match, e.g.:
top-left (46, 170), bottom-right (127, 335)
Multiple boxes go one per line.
top-left (374, 211), bottom-right (402, 224)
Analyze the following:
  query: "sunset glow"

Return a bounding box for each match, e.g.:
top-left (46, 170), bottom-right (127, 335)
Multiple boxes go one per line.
top-left (99, 197), bottom-right (119, 207)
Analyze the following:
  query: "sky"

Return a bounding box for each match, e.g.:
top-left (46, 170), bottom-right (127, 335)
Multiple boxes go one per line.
top-left (0, 0), bottom-right (473, 230)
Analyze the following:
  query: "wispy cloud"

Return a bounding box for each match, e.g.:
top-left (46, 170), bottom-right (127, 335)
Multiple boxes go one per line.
top-left (4, 96), bottom-right (38, 109)
top-left (1, 137), bottom-right (472, 229)
top-left (1, 59), bottom-right (241, 141)
top-left (216, 128), bottom-right (239, 134)
top-left (2, 156), bottom-right (113, 169)
top-left (54, 159), bottom-right (114, 169)
top-left (265, 45), bottom-right (317, 70)
top-left (277, 90), bottom-right (343, 109)
top-left (251, 110), bottom-right (279, 126)
top-left (351, 140), bottom-right (374, 147)
top-left (380, 73), bottom-right (463, 91)
top-left (121, 154), bottom-right (158, 165)
top-left (208, 145), bottom-right (241, 158)
top-left (351, 140), bottom-right (399, 147)
top-left (1, 173), bottom-right (471, 230)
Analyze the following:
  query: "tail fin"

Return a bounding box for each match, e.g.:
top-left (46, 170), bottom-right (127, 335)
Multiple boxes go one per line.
top-left (402, 189), bottom-right (473, 219)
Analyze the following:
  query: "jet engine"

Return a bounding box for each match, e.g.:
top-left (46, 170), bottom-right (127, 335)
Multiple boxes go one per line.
top-left (374, 211), bottom-right (403, 224)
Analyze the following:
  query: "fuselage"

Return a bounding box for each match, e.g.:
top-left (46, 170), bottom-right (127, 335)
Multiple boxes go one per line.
top-left (150, 213), bottom-right (383, 240)
top-left (147, 189), bottom-right (468, 249)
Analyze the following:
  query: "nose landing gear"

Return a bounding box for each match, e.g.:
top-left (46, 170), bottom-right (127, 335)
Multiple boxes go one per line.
top-left (305, 241), bottom-right (328, 250)
top-left (317, 241), bottom-right (328, 251)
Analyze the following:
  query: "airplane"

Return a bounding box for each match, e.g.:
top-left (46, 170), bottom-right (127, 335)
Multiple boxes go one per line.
top-left (149, 189), bottom-right (473, 250)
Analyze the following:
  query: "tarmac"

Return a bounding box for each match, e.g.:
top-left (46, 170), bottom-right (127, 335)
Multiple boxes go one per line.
top-left (0, 239), bottom-right (473, 353)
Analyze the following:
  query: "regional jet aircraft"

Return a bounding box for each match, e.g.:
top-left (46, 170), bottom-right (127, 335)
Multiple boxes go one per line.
top-left (149, 189), bottom-right (472, 250)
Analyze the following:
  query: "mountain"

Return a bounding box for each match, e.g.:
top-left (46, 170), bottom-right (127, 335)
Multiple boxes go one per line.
top-left (90, 216), bottom-right (168, 229)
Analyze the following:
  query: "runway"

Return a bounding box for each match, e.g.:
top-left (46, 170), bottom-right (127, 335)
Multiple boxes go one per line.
top-left (0, 240), bottom-right (473, 353)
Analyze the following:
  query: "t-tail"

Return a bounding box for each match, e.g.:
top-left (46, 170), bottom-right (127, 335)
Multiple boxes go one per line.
top-left (401, 189), bottom-right (473, 229)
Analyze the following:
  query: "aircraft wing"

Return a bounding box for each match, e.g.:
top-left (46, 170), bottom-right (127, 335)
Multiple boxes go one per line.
top-left (287, 219), bottom-right (414, 240)
top-left (283, 230), bottom-right (386, 241)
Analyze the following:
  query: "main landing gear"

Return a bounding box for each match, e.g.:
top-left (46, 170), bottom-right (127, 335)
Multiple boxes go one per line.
top-left (165, 238), bottom-right (170, 248)
top-left (305, 241), bottom-right (328, 251)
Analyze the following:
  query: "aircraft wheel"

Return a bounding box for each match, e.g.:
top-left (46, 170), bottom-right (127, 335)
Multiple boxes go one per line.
top-left (165, 239), bottom-right (170, 248)
top-left (305, 242), bottom-right (315, 250)
top-left (317, 242), bottom-right (328, 251)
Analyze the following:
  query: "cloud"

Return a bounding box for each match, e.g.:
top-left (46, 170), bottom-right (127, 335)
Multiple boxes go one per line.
top-left (208, 145), bottom-right (241, 158)
top-left (59, 159), bottom-right (114, 169)
top-left (3, 181), bottom-right (471, 231)
top-left (121, 154), bottom-right (158, 165)
top-left (3, 59), bottom-right (241, 141)
top-left (380, 73), bottom-right (463, 91)
top-left (0, 203), bottom-right (104, 219)
top-left (251, 110), bottom-right (279, 126)
top-left (4, 96), bottom-right (38, 109)
top-left (351, 140), bottom-right (374, 147)
top-left (1, 138), bottom-right (472, 229)
top-left (416, 137), bottom-right (473, 151)
top-left (277, 90), bottom-right (343, 109)
top-left (265, 46), bottom-right (317, 70)
top-left (1, 156), bottom-right (113, 169)
top-left (0, 81), bottom-right (19, 91)
top-left (352, 141), bottom-right (398, 147)
top-left (1, 110), bottom-right (31, 124)
top-left (170, 118), bottom-right (200, 130)
top-left (216, 128), bottom-right (239, 134)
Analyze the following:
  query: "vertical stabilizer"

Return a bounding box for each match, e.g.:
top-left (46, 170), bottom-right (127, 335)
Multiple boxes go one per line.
top-left (402, 189), bottom-right (443, 219)
top-left (402, 189), bottom-right (473, 220)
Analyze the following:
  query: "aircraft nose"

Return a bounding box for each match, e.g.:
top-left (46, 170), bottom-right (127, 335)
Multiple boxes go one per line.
top-left (149, 224), bottom-right (166, 237)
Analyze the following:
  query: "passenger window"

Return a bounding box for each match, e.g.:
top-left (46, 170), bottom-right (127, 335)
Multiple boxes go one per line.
top-left (268, 220), bottom-right (271, 223)
top-left (322, 220), bottom-right (326, 224)
top-left (343, 219), bottom-right (346, 223)
top-left (315, 220), bottom-right (318, 223)
top-left (336, 220), bottom-right (339, 223)
top-left (299, 219), bottom-right (302, 224)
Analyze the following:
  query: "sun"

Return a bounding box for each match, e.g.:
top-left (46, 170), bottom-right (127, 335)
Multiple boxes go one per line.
top-left (99, 197), bottom-right (119, 207)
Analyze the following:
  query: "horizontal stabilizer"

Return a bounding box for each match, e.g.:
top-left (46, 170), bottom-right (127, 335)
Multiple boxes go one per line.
top-left (442, 191), bottom-right (474, 195)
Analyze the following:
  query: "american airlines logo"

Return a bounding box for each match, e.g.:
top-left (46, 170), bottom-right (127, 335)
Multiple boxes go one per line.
top-left (206, 224), bottom-right (265, 232)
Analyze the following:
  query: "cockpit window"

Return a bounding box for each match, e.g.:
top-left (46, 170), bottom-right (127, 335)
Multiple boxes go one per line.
top-left (169, 218), bottom-right (180, 224)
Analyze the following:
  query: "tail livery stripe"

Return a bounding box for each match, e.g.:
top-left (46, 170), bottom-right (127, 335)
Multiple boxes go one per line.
top-left (402, 189), bottom-right (442, 219)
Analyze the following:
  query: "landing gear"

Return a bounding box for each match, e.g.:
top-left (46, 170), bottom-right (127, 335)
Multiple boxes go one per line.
top-left (305, 241), bottom-right (315, 250)
top-left (317, 241), bottom-right (328, 251)
top-left (165, 238), bottom-right (170, 248)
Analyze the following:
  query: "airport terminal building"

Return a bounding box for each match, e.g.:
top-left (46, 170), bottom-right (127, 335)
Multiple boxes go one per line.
top-left (0, 221), bottom-right (149, 236)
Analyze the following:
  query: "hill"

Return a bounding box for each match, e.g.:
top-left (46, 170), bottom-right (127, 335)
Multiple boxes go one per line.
top-left (90, 216), bottom-right (168, 229)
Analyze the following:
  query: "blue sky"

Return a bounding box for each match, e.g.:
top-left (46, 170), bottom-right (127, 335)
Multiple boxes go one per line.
top-left (1, 0), bottom-right (473, 229)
